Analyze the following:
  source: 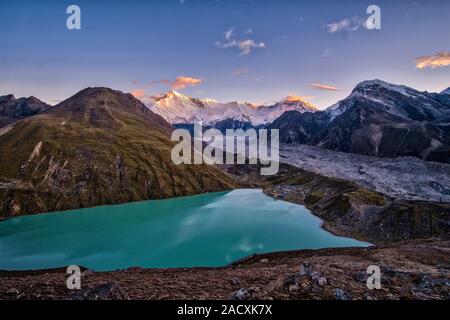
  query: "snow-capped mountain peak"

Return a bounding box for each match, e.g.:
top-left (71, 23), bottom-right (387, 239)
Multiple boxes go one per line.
top-left (276, 96), bottom-right (317, 111)
top-left (441, 87), bottom-right (450, 95)
top-left (352, 79), bottom-right (421, 99)
top-left (326, 79), bottom-right (450, 121)
top-left (157, 90), bottom-right (217, 106)
top-left (147, 91), bottom-right (317, 125)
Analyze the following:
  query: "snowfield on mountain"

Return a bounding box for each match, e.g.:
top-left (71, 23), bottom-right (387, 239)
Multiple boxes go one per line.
top-left (148, 90), bottom-right (317, 125)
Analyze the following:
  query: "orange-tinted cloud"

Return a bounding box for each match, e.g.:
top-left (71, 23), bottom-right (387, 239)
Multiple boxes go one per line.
top-left (415, 52), bottom-right (450, 69)
top-left (131, 89), bottom-right (145, 98)
top-left (130, 89), bottom-right (156, 105)
top-left (171, 76), bottom-right (203, 90)
top-left (131, 75), bottom-right (203, 102)
top-left (284, 95), bottom-right (315, 102)
top-left (309, 83), bottom-right (341, 91)
top-left (138, 77), bottom-right (202, 91)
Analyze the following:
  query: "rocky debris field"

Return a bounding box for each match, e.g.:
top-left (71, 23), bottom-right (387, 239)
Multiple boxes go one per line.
top-left (1, 237), bottom-right (449, 300)
top-left (280, 144), bottom-right (450, 202)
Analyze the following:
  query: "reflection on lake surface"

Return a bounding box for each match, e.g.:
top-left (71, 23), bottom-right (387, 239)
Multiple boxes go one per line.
top-left (0, 189), bottom-right (369, 271)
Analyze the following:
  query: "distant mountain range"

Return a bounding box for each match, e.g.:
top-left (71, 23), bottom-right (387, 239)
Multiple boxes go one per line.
top-left (149, 90), bottom-right (317, 126)
top-left (0, 88), bottom-right (235, 218)
top-left (142, 80), bottom-right (450, 163)
top-left (1, 80), bottom-right (449, 215)
top-left (270, 80), bottom-right (450, 163)
top-left (0, 94), bottom-right (50, 127)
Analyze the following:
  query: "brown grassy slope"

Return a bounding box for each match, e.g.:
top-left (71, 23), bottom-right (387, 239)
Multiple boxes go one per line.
top-left (0, 88), bottom-right (236, 217)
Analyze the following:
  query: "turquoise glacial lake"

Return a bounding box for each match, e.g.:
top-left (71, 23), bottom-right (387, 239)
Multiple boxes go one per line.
top-left (0, 189), bottom-right (369, 271)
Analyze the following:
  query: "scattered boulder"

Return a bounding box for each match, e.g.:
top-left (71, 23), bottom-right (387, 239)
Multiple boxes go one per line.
top-left (266, 276), bottom-right (285, 292)
top-left (71, 282), bottom-right (129, 300)
top-left (316, 277), bottom-right (328, 287)
top-left (288, 285), bottom-right (300, 292)
top-left (283, 274), bottom-right (298, 287)
top-left (416, 275), bottom-right (437, 291)
top-left (333, 288), bottom-right (352, 300)
top-left (354, 271), bottom-right (367, 283)
top-left (6, 288), bottom-right (20, 295)
top-left (412, 274), bottom-right (450, 296)
top-left (266, 262), bottom-right (328, 294)
top-left (230, 288), bottom-right (250, 300)
top-left (82, 269), bottom-right (95, 277)
top-left (248, 286), bottom-right (261, 293)
top-left (310, 271), bottom-right (320, 281)
top-left (231, 277), bottom-right (241, 285)
top-left (298, 262), bottom-right (313, 276)
top-left (381, 266), bottom-right (400, 276)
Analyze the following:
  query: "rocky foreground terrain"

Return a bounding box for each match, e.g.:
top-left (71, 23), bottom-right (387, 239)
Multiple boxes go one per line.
top-left (1, 237), bottom-right (449, 300)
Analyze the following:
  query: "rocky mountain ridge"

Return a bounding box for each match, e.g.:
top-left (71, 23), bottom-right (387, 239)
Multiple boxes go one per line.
top-left (0, 94), bottom-right (50, 127)
top-left (270, 80), bottom-right (450, 163)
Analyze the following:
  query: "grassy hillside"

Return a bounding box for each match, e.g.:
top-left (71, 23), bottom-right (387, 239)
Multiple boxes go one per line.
top-left (0, 88), bottom-right (236, 218)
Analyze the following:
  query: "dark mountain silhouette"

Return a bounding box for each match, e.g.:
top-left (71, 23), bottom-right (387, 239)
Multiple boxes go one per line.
top-left (0, 94), bottom-right (50, 127)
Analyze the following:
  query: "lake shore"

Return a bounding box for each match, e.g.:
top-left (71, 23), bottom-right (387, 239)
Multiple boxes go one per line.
top-left (0, 189), bottom-right (368, 271)
top-left (224, 162), bottom-right (450, 245)
top-left (1, 236), bottom-right (449, 300)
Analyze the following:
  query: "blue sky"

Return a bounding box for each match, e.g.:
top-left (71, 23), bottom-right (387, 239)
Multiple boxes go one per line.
top-left (1, 0), bottom-right (449, 109)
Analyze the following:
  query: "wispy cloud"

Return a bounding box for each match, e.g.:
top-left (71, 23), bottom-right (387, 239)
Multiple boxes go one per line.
top-left (326, 17), bottom-right (367, 34)
top-left (239, 40), bottom-right (265, 55)
top-left (309, 83), bottom-right (341, 91)
top-left (216, 27), bottom-right (266, 55)
top-left (415, 52), bottom-right (450, 69)
top-left (224, 27), bottom-right (234, 40)
top-left (321, 48), bottom-right (332, 58)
